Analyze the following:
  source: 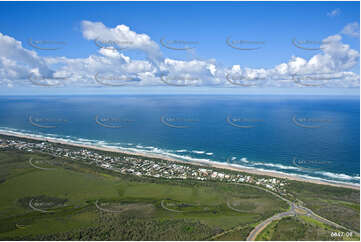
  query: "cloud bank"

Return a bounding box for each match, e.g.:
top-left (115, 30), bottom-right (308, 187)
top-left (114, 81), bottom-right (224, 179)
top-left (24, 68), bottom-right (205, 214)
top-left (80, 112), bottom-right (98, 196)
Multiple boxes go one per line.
top-left (0, 20), bottom-right (359, 88)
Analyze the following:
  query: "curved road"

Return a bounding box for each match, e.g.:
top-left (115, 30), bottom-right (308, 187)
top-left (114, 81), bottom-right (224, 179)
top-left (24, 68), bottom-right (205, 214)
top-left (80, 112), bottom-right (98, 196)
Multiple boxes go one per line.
top-left (247, 211), bottom-right (295, 241)
top-left (25, 160), bottom-right (358, 239)
top-left (230, 183), bottom-right (359, 241)
top-left (299, 206), bottom-right (359, 235)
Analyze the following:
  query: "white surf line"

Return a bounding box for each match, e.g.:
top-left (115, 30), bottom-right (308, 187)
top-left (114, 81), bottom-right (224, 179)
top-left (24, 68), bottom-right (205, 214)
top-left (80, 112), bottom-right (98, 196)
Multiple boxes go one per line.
top-left (95, 200), bottom-right (123, 213)
top-left (29, 199), bottom-right (51, 213)
top-left (160, 200), bottom-right (184, 213)
top-left (2, 129), bottom-right (357, 190)
top-left (28, 158), bottom-right (56, 171)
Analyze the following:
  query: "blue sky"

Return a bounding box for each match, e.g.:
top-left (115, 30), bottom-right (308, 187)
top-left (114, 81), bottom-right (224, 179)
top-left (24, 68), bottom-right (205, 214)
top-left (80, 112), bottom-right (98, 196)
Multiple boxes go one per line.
top-left (0, 1), bottom-right (359, 95)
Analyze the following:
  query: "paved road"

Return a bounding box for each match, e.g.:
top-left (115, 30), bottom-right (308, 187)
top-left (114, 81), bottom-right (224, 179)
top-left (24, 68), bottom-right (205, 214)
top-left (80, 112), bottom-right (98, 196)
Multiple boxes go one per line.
top-left (247, 211), bottom-right (295, 241)
top-left (247, 204), bottom-right (359, 241)
top-left (231, 183), bottom-right (292, 206)
top-left (300, 206), bottom-right (359, 235)
top-left (232, 183), bottom-right (359, 241)
top-left (246, 199), bottom-right (298, 241)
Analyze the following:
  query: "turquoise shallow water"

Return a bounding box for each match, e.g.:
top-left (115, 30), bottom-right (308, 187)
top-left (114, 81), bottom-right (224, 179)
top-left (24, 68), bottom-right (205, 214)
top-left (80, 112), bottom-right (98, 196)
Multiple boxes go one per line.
top-left (0, 95), bottom-right (359, 185)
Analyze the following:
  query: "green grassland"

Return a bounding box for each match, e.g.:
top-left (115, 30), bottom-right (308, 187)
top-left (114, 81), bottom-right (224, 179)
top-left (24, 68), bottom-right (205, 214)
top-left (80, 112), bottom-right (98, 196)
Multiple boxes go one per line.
top-left (285, 180), bottom-right (360, 232)
top-left (211, 225), bottom-right (254, 241)
top-left (0, 149), bottom-right (288, 240)
top-left (0, 142), bottom-right (359, 241)
top-left (256, 216), bottom-right (360, 241)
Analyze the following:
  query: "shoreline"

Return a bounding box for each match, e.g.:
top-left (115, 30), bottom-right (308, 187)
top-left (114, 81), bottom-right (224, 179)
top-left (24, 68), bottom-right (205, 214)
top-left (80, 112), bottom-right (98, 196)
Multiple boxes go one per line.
top-left (0, 130), bottom-right (359, 191)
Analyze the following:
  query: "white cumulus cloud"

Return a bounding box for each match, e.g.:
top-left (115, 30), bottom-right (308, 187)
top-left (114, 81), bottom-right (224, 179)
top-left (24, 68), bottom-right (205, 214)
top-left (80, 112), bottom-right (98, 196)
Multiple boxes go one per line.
top-left (341, 22), bottom-right (360, 38)
top-left (0, 20), bottom-right (359, 89)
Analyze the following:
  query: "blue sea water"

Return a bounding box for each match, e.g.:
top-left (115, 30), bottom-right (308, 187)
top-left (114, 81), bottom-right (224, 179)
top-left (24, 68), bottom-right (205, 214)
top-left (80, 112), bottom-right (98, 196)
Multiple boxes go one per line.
top-left (0, 95), bottom-right (359, 185)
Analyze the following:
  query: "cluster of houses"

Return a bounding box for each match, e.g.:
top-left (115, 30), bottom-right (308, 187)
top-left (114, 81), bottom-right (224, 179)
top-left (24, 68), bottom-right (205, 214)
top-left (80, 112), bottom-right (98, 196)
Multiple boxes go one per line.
top-left (0, 138), bottom-right (288, 194)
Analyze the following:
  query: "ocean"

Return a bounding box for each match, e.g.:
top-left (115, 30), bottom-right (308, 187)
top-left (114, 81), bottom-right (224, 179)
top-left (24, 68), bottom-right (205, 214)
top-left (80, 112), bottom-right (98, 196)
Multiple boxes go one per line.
top-left (0, 95), bottom-right (359, 186)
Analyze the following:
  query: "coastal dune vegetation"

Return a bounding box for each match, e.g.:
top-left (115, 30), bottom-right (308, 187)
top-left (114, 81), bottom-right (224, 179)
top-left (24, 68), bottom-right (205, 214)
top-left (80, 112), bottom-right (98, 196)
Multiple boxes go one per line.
top-left (0, 135), bottom-right (359, 241)
top-left (0, 148), bottom-right (288, 240)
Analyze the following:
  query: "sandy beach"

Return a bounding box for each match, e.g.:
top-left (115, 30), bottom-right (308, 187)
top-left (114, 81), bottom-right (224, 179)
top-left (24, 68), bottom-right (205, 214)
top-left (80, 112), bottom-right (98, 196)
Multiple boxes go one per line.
top-left (0, 130), bottom-right (359, 191)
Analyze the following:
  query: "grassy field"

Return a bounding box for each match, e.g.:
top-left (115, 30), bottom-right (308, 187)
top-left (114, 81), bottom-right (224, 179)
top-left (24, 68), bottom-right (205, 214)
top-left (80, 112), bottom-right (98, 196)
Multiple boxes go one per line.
top-left (285, 180), bottom-right (360, 232)
top-left (256, 216), bottom-right (360, 241)
top-left (0, 140), bottom-right (359, 241)
top-left (0, 149), bottom-right (288, 240)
